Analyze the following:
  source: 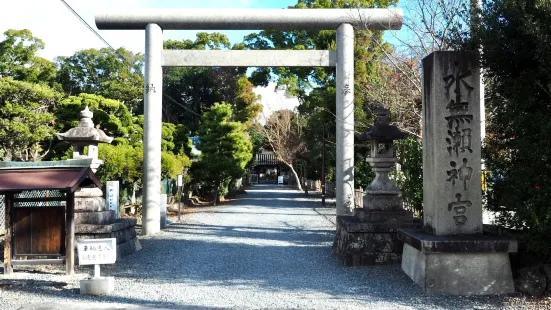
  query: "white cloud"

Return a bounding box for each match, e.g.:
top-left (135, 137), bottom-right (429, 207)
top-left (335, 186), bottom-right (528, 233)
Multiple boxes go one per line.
top-left (253, 82), bottom-right (300, 124)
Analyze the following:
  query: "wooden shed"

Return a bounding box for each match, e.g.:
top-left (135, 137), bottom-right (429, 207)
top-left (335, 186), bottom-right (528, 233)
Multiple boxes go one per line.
top-left (0, 165), bottom-right (102, 275)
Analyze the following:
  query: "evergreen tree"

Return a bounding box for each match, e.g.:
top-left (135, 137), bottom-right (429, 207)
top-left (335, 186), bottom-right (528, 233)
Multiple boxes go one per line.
top-left (0, 77), bottom-right (61, 161)
top-left (0, 29), bottom-right (57, 86)
top-left (476, 0), bottom-right (551, 254)
top-left (196, 103), bottom-right (252, 204)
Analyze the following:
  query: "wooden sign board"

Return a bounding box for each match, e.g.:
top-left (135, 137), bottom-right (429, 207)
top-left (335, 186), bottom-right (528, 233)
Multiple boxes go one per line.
top-left (78, 238), bottom-right (117, 265)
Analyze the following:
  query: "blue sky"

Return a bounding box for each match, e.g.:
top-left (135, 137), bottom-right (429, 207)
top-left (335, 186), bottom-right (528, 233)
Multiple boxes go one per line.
top-left (0, 0), bottom-right (408, 60)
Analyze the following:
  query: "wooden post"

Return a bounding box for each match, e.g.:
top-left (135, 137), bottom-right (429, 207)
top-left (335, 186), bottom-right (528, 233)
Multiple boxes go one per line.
top-left (3, 194), bottom-right (13, 275)
top-left (65, 192), bottom-right (75, 275)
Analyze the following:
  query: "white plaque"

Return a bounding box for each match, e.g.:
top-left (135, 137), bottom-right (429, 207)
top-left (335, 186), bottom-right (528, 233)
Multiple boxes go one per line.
top-left (177, 174), bottom-right (183, 187)
top-left (106, 181), bottom-right (119, 218)
top-left (78, 238), bottom-right (117, 265)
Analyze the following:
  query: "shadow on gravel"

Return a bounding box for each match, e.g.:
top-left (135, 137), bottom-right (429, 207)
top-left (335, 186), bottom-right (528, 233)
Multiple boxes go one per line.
top-left (165, 223), bottom-right (334, 245)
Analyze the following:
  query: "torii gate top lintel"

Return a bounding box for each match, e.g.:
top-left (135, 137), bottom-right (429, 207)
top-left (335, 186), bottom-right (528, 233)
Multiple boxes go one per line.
top-left (95, 8), bottom-right (403, 31)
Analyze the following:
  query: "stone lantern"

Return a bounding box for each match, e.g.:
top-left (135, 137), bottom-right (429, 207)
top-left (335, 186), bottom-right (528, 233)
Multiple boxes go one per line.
top-left (56, 106), bottom-right (141, 260)
top-left (56, 106), bottom-right (113, 172)
top-left (359, 106), bottom-right (407, 211)
top-left (333, 105), bottom-right (415, 266)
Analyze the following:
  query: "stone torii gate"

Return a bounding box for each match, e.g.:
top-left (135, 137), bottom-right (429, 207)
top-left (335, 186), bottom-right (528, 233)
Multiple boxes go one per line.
top-left (95, 8), bottom-right (403, 235)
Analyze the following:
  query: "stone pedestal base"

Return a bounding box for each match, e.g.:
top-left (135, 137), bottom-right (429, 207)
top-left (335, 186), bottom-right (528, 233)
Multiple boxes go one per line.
top-left (76, 218), bottom-right (141, 260)
top-left (80, 276), bottom-right (114, 295)
top-left (398, 228), bottom-right (517, 295)
top-left (333, 211), bottom-right (416, 266)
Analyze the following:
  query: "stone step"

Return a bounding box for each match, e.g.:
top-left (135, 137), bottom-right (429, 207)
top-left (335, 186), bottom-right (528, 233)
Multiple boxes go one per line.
top-left (75, 210), bottom-right (115, 225)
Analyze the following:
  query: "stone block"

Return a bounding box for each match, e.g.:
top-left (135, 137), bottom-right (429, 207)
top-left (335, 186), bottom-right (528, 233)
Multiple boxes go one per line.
top-left (75, 187), bottom-right (103, 198)
top-left (76, 233), bottom-right (111, 240)
top-left (398, 228), bottom-right (518, 253)
top-left (75, 210), bottom-right (115, 225)
top-left (75, 222), bottom-right (124, 234)
top-left (355, 209), bottom-right (413, 223)
top-left (422, 51), bottom-right (483, 236)
top-left (340, 252), bottom-right (401, 266)
top-left (334, 215), bottom-right (408, 266)
top-left (401, 243), bottom-right (514, 295)
top-left (342, 218), bottom-right (416, 233)
top-left (115, 218), bottom-right (137, 227)
top-left (75, 197), bottom-right (106, 212)
top-left (80, 277), bottom-right (114, 295)
top-left (363, 195), bottom-right (402, 211)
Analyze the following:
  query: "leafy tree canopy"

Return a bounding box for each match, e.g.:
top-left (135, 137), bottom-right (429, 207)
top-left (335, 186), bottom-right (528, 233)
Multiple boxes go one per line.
top-left (55, 47), bottom-right (144, 113)
top-left (0, 29), bottom-right (56, 85)
top-left (0, 77), bottom-right (61, 161)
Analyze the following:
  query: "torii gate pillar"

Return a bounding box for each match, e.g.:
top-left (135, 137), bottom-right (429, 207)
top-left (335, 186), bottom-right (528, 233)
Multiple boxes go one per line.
top-left (143, 23), bottom-right (163, 235)
top-left (336, 23), bottom-right (355, 215)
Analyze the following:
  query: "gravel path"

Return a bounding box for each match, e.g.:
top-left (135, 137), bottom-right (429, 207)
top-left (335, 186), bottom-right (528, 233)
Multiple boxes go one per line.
top-left (0, 184), bottom-right (538, 309)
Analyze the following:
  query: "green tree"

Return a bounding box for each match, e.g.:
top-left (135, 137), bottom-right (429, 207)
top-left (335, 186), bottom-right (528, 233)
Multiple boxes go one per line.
top-left (55, 47), bottom-right (144, 112)
top-left (161, 151), bottom-right (191, 180)
top-left (0, 77), bottom-right (61, 161)
top-left (196, 103), bottom-right (252, 204)
top-left (474, 0), bottom-right (551, 254)
top-left (0, 29), bottom-right (56, 85)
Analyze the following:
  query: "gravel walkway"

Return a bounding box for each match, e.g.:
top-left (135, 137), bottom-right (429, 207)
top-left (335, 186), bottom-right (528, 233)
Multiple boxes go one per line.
top-left (0, 184), bottom-right (538, 309)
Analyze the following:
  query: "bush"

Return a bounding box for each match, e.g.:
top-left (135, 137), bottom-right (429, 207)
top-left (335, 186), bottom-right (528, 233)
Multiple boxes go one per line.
top-left (393, 137), bottom-right (423, 214)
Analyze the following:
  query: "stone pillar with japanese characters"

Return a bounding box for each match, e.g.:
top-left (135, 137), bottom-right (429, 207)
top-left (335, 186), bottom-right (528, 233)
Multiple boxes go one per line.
top-left (423, 51), bottom-right (482, 236)
top-left (398, 51), bottom-right (516, 295)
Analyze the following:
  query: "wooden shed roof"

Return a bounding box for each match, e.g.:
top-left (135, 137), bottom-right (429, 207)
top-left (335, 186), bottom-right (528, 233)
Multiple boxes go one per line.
top-left (0, 167), bottom-right (102, 193)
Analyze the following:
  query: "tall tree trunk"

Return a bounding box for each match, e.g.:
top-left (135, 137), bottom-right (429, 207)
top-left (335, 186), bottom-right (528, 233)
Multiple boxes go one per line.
top-left (287, 163), bottom-right (302, 191)
top-left (214, 177), bottom-right (220, 206)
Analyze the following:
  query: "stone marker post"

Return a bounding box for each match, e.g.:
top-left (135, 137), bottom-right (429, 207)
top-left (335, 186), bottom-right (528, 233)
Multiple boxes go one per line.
top-left (423, 51), bottom-right (482, 235)
top-left (398, 51), bottom-right (517, 295)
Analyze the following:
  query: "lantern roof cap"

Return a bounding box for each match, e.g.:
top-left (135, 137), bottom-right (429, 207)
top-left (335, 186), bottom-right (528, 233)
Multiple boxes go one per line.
top-left (56, 106), bottom-right (113, 144)
top-left (359, 105), bottom-right (407, 142)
